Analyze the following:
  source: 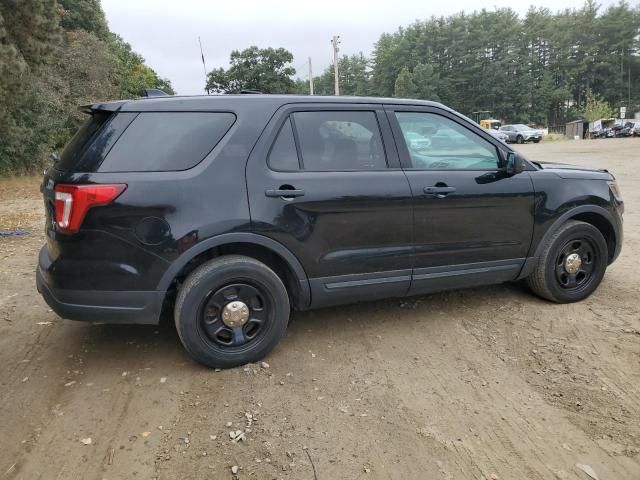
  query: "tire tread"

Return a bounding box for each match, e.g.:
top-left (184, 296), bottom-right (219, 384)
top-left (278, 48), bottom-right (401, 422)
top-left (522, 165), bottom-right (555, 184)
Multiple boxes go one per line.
top-left (174, 255), bottom-right (289, 368)
top-left (526, 220), bottom-right (605, 303)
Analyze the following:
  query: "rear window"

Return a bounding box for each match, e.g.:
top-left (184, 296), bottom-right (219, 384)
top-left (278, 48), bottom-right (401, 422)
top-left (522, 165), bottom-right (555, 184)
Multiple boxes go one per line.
top-left (292, 111), bottom-right (387, 171)
top-left (58, 112), bottom-right (112, 171)
top-left (99, 112), bottom-right (236, 172)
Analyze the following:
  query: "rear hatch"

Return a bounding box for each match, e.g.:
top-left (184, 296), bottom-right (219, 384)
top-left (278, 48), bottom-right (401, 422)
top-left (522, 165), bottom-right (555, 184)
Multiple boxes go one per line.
top-left (42, 101), bottom-right (237, 236)
top-left (42, 101), bottom-right (132, 235)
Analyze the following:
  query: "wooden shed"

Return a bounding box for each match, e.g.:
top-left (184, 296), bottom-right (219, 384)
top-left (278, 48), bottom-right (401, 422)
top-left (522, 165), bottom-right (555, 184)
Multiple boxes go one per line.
top-left (566, 120), bottom-right (589, 139)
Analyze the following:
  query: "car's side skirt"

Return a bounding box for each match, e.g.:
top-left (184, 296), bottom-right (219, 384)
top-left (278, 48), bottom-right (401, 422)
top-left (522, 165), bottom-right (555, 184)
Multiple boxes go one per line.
top-left (409, 258), bottom-right (525, 296)
top-left (308, 258), bottom-right (527, 308)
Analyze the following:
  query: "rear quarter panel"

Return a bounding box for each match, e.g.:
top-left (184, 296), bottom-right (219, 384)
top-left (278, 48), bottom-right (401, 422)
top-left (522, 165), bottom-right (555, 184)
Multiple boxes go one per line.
top-left (42, 102), bottom-right (277, 292)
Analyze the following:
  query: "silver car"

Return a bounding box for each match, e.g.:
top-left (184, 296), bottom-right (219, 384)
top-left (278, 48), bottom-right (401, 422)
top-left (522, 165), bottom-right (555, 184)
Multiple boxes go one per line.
top-left (499, 124), bottom-right (542, 144)
top-left (486, 128), bottom-right (509, 143)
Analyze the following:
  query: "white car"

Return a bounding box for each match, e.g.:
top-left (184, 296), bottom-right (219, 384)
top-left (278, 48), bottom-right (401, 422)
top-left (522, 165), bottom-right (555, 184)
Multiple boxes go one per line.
top-left (404, 131), bottom-right (432, 150)
top-left (486, 128), bottom-right (509, 143)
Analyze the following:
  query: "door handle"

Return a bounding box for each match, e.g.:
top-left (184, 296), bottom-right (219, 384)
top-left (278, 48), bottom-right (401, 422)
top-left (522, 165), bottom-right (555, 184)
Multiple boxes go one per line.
top-left (423, 186), bottom-right (456, 197)
top-left (265, 187), bottom-right (305, 199)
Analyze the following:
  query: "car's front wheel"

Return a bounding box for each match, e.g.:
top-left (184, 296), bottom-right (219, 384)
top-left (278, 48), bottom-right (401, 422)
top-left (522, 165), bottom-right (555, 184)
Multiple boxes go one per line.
top-left (175, 255), bottom-right (290, 368)
top-left (526, 220), bottom-right (608, 303)
top-left (516, 135), bottom-right (524, 144)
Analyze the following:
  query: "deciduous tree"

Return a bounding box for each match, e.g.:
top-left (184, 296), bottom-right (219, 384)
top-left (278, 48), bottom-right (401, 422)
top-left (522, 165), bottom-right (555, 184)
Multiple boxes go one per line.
top-left (206, 46), bottom-right (295, 94)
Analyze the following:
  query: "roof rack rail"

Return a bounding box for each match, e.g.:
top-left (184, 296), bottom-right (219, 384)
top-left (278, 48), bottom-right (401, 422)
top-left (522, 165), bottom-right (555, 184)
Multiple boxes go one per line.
top-left (142, 88), bottom-right (169, 97)
top-left (239, 89), bottom-right (264, 94)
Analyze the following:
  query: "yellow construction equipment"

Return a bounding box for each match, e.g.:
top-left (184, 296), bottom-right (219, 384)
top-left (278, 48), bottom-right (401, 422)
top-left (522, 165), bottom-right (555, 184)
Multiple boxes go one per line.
top-left (469, 111), bottom-right (502, 130)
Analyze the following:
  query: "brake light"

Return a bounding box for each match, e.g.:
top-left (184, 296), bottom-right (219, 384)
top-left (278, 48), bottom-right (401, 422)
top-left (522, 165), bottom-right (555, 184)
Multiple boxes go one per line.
top-left (54, 184), bottom-right (126, 234)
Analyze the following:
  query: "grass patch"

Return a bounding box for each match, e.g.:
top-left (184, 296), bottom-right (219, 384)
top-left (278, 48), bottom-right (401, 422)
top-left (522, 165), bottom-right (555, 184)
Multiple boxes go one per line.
top-left (542, 133), bottom-right (570, 142)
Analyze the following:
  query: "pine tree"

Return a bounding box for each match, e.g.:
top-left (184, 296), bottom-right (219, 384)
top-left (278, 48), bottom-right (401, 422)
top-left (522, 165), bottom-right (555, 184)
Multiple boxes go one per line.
top-left (394, 67), bottom-right (417, 98)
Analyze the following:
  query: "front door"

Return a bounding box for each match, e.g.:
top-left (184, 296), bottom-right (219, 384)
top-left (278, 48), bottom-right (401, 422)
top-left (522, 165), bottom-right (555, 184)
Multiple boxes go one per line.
top-left (386, 106), bottom-right (535, 295)
top-left (246, 104), bottom-right (414, 307)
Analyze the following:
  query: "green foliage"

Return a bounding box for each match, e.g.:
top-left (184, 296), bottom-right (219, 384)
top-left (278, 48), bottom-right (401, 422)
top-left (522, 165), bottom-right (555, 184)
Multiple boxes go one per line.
top-left (580, 93), bottom-right (615, 122)
top-left (394, 67), bottom-right (417, 98)
top-left (0, 0), bottom-right (175, 174)
top-left (370, 2), bottom-right (640, 125)
top-left (0, 0), bottom-right (61, 173)
top-left (206, 46), bottom-right (296, 94)
top-left (58, 0), bottom-right (109, 39)
top-left (412, 64), bottom-right (441, 102)
top-left (109, 34), bottom-right (175, 97)
top-left (305, 53), bottom-right (371, 96)
top-left (337, 53), bottom-right (371, 96)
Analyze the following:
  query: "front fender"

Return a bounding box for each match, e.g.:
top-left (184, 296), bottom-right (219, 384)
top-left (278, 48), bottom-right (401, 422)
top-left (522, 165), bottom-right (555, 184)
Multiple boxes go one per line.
top-left (531, 205), bottom-right (618, 259)
top-left (517, 204), bottom-right (622, 280)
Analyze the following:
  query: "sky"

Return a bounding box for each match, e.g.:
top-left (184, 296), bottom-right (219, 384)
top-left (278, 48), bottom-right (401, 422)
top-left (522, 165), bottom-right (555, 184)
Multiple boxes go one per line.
top-left (101, 0), bottom-right (619, 96)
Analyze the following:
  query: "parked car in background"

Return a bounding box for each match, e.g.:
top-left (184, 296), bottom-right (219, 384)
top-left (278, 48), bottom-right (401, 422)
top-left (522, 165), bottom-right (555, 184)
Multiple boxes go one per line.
top-left (500, 124), bottom-right (542, 144)
top-left (37, 95), bottom-right (624, 368)
top-left (404, 130), bottom-right (432, 150)
top-left (486, 128), bottom-right (509, 143)
top-left (613, 122), bottom-right (636, 137)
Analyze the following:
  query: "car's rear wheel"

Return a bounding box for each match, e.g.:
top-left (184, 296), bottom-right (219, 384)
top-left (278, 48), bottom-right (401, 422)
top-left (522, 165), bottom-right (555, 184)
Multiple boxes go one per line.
top-left (526, 220), bottom-right (608, 303)
top-left (175, 255), bottom-right (290, 368)
top-left (516, 135), bottom-right (524, 144)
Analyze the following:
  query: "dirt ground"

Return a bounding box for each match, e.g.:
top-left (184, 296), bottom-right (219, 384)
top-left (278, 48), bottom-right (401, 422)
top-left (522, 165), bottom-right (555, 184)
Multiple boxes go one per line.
top-left (1, 138), bottom-right (639, 480)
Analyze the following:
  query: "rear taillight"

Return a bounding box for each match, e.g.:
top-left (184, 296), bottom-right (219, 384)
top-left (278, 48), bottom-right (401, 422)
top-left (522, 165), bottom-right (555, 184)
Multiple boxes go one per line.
top-left (54, 184), bottom-right (126, 234)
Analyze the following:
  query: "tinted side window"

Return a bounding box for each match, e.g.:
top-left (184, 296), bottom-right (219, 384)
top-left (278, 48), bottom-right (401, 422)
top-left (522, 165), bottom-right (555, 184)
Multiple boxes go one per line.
top-left (292, 111), bottom-right (387, 171)
top-left (268, 118), bottom-right (300, 171)
top-left (100, 112), bottom-right (236, 172)
top-left (75, 113), bottom-right (138, 172)
top-left (395, 112), bottom-right (499, 170)
top-left (58, 111), bottom-right (112, 171)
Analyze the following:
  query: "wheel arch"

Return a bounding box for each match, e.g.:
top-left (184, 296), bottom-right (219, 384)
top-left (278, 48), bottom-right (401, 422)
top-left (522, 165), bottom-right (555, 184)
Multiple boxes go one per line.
top-left (533, 206), bottom-right (618, 263)
top-left (158, 233), bottom-right (311, 310)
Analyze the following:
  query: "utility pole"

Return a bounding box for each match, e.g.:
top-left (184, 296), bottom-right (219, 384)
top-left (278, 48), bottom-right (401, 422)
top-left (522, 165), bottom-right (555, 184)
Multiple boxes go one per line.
top-left (199, 36), bottom-right (210, 95)
top-left (308, 56), bottom-right (314, 96)
top-left (331, 35), bottom-right (341, 96)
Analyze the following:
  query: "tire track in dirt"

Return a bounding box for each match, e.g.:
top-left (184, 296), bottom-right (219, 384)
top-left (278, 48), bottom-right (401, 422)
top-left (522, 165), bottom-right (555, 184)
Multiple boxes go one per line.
top-left (2, 140), bottom-right (640, 479)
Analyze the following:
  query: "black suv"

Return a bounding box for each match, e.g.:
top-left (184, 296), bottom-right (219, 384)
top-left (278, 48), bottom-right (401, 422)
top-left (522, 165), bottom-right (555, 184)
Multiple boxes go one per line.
top-left (37, 95), bottom-right (624, 368)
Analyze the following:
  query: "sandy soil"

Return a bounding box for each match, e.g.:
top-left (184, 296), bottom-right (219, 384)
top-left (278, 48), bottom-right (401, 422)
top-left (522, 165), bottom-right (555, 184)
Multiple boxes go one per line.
top-left (1, 139), bottom-right (639, 480)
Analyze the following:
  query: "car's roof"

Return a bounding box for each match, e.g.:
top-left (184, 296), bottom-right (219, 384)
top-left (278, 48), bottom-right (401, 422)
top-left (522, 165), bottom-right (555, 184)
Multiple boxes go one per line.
top-left (86, 94), bottom-right (448, 113)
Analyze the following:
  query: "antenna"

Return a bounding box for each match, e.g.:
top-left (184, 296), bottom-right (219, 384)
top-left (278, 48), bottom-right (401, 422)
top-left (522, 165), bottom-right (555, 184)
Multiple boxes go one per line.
top-left (199, 36), bottom-right (210, 95)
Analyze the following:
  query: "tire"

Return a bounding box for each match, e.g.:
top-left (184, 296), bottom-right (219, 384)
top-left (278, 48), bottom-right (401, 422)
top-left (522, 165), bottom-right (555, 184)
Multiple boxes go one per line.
top-left (516, 135), bottom-right (524, 144)
top-left (175, 255), bottom-right (290, 368)
top-left (526, 220), bottom-right (608, 303)
top-left (533, 139), bottom-right (540, 144)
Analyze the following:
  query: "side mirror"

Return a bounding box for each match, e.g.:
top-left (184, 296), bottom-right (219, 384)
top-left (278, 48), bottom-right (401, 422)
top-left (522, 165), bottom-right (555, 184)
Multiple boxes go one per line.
top-left (505, 151), bottom-right (525, 174)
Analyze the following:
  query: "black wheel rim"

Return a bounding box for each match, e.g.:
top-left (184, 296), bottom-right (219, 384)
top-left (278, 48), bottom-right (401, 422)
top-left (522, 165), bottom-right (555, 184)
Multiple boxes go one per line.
top-left (554, 238), bottom-right (596, 293)
top-left (199, 282), bottom-right (271, 352)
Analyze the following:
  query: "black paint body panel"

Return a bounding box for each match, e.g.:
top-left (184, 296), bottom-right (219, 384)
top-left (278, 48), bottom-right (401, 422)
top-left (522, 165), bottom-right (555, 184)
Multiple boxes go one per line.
top-left (37, 95), bottom-right (624, 323)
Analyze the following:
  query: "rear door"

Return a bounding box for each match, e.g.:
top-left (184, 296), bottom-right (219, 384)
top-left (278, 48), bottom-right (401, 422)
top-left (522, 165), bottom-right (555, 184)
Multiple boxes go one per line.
top-left (246, 103), bottom-right (414, 307)
top-left (386, 106), bottom-right (535, 295)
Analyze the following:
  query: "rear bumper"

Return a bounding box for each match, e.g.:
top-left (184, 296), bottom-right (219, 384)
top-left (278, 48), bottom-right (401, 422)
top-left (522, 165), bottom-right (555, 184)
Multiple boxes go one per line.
top-left (36, 247), bottom-right (164, 324)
